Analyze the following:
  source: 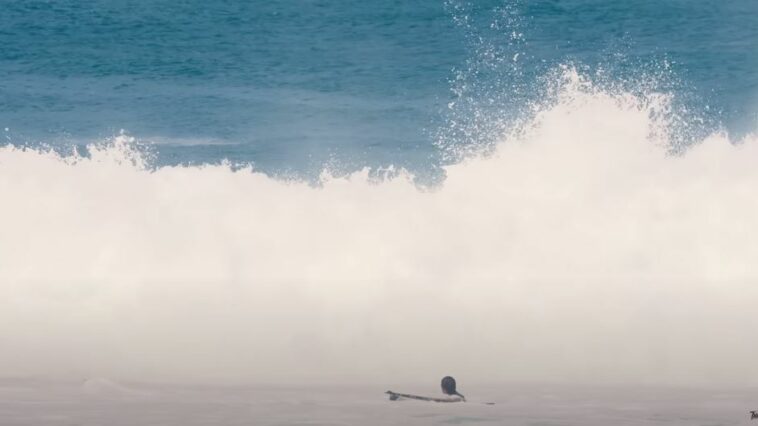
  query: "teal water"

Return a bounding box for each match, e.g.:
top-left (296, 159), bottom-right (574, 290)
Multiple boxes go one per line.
top-left (1, 0), bottom-right (757, 176)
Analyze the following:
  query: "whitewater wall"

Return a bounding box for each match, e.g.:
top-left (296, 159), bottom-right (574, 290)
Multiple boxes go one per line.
top-left (1, 71), bottom-right (757, 386)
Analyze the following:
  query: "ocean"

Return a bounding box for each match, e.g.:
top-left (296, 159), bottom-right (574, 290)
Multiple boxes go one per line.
top-left (2, 378), bottom-right (758, 426)
top-left (1, 1), bottom-right (758, 424)
top-left (2, 0), bottom-right (756, 175)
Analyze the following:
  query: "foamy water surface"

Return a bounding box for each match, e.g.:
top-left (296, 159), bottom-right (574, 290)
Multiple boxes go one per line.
top-left (2, 72), bottom-right (757, 387)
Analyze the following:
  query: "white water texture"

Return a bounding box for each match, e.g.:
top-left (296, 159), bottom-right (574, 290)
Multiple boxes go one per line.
top-left (1, 71), bottom-right (757, 386)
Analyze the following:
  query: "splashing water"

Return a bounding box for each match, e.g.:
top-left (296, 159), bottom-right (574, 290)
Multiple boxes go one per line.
top-left (1, 68), bottom-right (757, 387)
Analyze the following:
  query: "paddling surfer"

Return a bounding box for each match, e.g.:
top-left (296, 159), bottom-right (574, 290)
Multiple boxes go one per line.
top-left (385, 376), bottom-right (469, 403)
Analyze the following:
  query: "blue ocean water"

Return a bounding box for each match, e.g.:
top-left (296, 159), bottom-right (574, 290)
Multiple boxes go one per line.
top-left (1, 0), bottom-right (756, 177)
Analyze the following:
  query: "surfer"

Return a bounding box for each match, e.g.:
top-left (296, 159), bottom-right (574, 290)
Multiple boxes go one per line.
top-left (441, 376), bottom-right (466, 401)
top-left (386, 376), bottom-right (477, 403)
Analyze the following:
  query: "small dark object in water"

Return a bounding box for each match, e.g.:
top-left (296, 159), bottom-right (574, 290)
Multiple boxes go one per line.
top-left (441, 376), bottom-right (466, 401)
top-left (750, 410), bottom-right (758, 420)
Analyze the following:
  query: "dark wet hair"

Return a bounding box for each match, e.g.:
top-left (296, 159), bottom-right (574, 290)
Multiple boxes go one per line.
top-left (441, 376), bottom-right (465, 400)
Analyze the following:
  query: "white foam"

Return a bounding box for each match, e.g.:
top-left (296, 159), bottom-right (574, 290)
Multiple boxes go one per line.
top-left (1, 69), bottom-right (757, 387)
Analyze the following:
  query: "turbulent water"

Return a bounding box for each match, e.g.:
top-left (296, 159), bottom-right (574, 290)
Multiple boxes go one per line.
top-left (2, 0), bottom-right (758, 424)
top-left (3, 70), bottom-right (758, 387)
top-left (2, 0), bottom-right (756, 173)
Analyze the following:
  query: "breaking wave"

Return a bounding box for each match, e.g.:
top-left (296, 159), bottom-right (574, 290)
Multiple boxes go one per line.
top-left (1, 69), bottom-right (757, 387)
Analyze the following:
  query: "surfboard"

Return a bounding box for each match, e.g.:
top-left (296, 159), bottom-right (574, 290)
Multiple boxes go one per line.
top-left (386, 390), bottom-right (495, 405)
top-left (385, 390), bottom-right (463, 403)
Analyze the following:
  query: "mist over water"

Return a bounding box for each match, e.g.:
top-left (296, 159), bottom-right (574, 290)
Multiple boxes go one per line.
top-left (2, 68), bottom-right (757, 387)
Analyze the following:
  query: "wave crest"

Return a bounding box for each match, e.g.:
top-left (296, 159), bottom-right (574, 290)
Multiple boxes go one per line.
top-left (1, 71), bottom-right (757, 386)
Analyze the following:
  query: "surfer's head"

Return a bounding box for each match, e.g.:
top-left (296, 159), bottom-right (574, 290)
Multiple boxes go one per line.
top-left (441, 376), bottom-right (464, 399)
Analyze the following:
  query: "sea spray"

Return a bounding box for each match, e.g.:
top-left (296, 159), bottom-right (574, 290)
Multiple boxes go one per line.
top-left (1, 69), bottom-right (757, 386)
